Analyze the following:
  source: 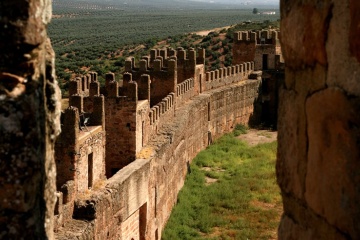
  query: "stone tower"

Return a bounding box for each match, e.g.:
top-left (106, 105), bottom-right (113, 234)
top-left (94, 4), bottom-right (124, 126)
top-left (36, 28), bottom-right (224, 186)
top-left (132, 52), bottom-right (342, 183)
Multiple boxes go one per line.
top-left (233, 30), bottom-right (282, 71)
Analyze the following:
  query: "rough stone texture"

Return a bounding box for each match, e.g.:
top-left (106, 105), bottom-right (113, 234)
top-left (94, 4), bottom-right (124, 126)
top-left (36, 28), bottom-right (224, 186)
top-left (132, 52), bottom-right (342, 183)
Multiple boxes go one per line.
top-left (306, 88), bottom-right (360, 237)
top-left (53, 30), bottom-right (274, 238)
top-left (125, 57), bottom-right (177, 107)
top-left (232, 30), bottom-right (282, 71)
top-left (56, 94), bottom-right (106, 190)
top-left (278, 0), bottom-right (360, 238)
top-left (55, 78), bottom-right (260, 239)
top-left (0, 0), bottom-right (278, 238)
top-left (104, 96), bottom-right (139, 176)
top-left (349, 0), bottom-right (360, 63)
top-left (0, 0), bottom-right (61, 238)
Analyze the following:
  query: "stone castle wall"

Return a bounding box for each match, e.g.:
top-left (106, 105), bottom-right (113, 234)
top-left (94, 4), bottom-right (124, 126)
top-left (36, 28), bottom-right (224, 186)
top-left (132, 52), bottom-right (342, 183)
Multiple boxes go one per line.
top-left (3, 0), bottom-right (360, 239)
top-left (125, 57), bottom-right (177, 107)
top-left (277, 0), bottom-right (360, 239)
top-left (204, 62), bottom-right (254, 91)
top-left (55, 78), bottom-right (260, 239)
top-left (233, 30), bottom-right (281, 71)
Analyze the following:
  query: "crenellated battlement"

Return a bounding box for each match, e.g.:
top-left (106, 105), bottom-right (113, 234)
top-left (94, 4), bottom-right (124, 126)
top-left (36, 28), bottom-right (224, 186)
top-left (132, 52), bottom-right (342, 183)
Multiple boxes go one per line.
top-left (125, 56), bottom-right (177, 74)
top-left (203, 62), bottom-right (254, 91)
top-left (123, 56), bottom-right (177, 106)
top-left (64, 94), bottom-right (105, 134)
top-left (69, 71), bottom-right (99, 97)
top-left (176, 78), bottom-right (194, 97)
top-left (234, 31), bottom-right (258, 42)
top-left (149, 92), bottom-right (175, 126)
top-left (233, 30), bottom-right (282, 70)
top-left (148, 47), bottom-right (205, 65)
top-left (234, 30), bottom-right (280, 45)
top-left (176, 78), bottom-right (195, 107)
top-left (53, 40), bottom-right (272, 240)
top-left (122, 72), bottom-right (151, 102)
top-left (61, 43), bottom-right (262, 191)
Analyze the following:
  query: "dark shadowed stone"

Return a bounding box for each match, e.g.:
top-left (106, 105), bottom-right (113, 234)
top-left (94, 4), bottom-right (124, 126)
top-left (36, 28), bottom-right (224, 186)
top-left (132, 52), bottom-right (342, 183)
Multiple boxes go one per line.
top-left (349, 0), bottom-right (360, 63)
top-left (305, 88), bottom-right (360, 238)
top-left (0, 0), bottom-right (59, 239)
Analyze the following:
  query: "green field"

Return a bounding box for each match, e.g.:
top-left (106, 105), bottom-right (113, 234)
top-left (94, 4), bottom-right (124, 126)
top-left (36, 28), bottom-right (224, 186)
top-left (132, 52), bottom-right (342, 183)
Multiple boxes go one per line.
top-left (49, 0), bottom-right (279, 94)
top-left (162, 129), bottom-right (281, 240)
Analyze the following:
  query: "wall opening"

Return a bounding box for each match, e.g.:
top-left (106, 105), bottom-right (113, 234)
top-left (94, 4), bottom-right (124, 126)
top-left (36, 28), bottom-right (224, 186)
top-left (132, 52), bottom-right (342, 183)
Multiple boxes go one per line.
top-left (207, 102), bottom-right (211, 121)
top-left (142, 121), bottom-right (145, 147)
top-left (88, 153), bottom-right (93, 189)
top-left (262, 78), bottom-right (269, 94)
top-left (199, 74), bottom-right (202, 93)
top-left (54, 195), bottom-right (61, 215)
top-left (208, 131), bottom-right (212, 146)
top-left (262, 54), bottom-right (268, 70)
top-left (154, 186), bottom-right (157, 218)
top-left (82, 78), bottom-right (85, 91)
top-left (139, 203), bottom-right (147, 240)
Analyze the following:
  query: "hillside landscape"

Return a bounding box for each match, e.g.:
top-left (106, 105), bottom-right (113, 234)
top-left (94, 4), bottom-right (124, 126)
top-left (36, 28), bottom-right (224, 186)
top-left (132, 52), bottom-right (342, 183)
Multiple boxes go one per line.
top-left (49, 0), bottom-right (279, 96)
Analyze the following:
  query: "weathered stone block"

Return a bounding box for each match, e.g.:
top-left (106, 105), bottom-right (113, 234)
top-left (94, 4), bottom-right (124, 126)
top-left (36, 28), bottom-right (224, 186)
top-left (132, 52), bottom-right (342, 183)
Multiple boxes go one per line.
top-left (276, 88), bottom-right (303, 198)
top-left (305, 88), bottom-right (360, 237)
top-left (280, 0), bottom-right (332, 68)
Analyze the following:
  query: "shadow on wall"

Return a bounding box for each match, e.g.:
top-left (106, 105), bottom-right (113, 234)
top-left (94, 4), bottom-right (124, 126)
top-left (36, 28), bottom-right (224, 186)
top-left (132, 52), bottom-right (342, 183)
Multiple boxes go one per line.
top-left (249, 69), bottom-right (284, 130)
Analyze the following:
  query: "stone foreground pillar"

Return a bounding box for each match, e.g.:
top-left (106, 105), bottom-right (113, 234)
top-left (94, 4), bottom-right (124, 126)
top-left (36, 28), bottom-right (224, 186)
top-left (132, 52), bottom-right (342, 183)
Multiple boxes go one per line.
top-left (0, 0), bottom-right (60, 239)
top-left (278, 0), bottom-right (360, 239)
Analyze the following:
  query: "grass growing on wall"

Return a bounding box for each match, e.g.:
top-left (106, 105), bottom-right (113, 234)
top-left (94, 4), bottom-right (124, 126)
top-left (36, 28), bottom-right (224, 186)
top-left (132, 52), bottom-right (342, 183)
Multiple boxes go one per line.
top-left (162, 131), bottom-right (281, 240)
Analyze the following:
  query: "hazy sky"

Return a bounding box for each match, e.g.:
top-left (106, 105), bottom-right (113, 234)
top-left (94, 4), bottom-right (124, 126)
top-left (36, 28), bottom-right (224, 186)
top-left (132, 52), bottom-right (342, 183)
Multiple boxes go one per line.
top-left (190, 0), bottom-right (279, 4)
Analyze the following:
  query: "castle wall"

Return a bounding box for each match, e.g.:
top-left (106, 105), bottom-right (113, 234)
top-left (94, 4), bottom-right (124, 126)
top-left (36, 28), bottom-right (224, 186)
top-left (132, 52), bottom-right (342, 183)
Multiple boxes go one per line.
top-left (0, 0), bottom-right (61, 238)
top-left (148, 93), bottom-right (175, 139)
top-left (125, 58), bottom-right (177, 107)
top-left (55, 79), bottom-right (261, 240)
top-left (176, 78), bottom-right (195, 107)
top-left (105, 97), bottom-right (139, 176)
top-left (56, 107), bottom-right (79, 189)
top-left (277, 0), bottom-right (360, 239)
top-left (260, 70), bottom-right (284, 128)
top-left (56, 159), bottom-right (150, 240)
top-left (204, 62), bottom-right (254, 91)
top-left (56, 95), bottom-right (106, 190)
top-left (176, 47), bottom-right (196, 84)
top-left (254, 45), bottom-right (277, 70)
top-left (76, 127), bottom-right (106, 193)
top-left (136, 100), bottom-right (151, 156)
top-left (195, 64), bottom-right (206, 94)
top-left (209, 81), bottom-right (259, 138)
top-left (233, 42), bottom-right (256, 65)
top-left (54, 94), bottom-right (106, 230)
top-left (233, 31), bottom-right (281, 71)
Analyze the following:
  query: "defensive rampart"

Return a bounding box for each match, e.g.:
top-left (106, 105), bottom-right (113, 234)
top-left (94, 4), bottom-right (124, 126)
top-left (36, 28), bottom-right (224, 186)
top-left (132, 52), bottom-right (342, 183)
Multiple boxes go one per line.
top-left (55, 75), bottom-right (261, 239)
top-left (204, 62), bottom-right (254, 91)
top-left (233, 30), bottom-right (282, 70)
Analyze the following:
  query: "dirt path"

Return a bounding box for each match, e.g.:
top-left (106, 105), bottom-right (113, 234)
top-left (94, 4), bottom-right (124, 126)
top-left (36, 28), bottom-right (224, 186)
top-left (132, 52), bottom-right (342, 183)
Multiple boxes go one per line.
top-left (237, 129), bottom-right (277, 146)
top-left (193, 26), bottom-right (231, 36)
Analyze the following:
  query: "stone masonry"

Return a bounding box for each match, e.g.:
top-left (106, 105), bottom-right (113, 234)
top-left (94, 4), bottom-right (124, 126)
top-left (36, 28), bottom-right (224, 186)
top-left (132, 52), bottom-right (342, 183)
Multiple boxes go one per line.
top-left (2, 0), bottom-right (360, 239)
top-left (233, 30), bottom-right (284, 128)
top-left (54, 45), bottom-right (264, 239)
top-left (0, 0), bottom-right (283, 239)
top-left (0, 0), bottom-right (61, 239)
top-left (277, 0), bottom-right (360, 239)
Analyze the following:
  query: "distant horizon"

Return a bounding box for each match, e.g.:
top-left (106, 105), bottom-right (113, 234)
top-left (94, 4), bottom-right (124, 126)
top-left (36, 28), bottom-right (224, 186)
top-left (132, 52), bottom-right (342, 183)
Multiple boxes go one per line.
top-left (189, 0), bottom-right (279, 4)
top-left (55, 0), bottom-right (280, 9)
